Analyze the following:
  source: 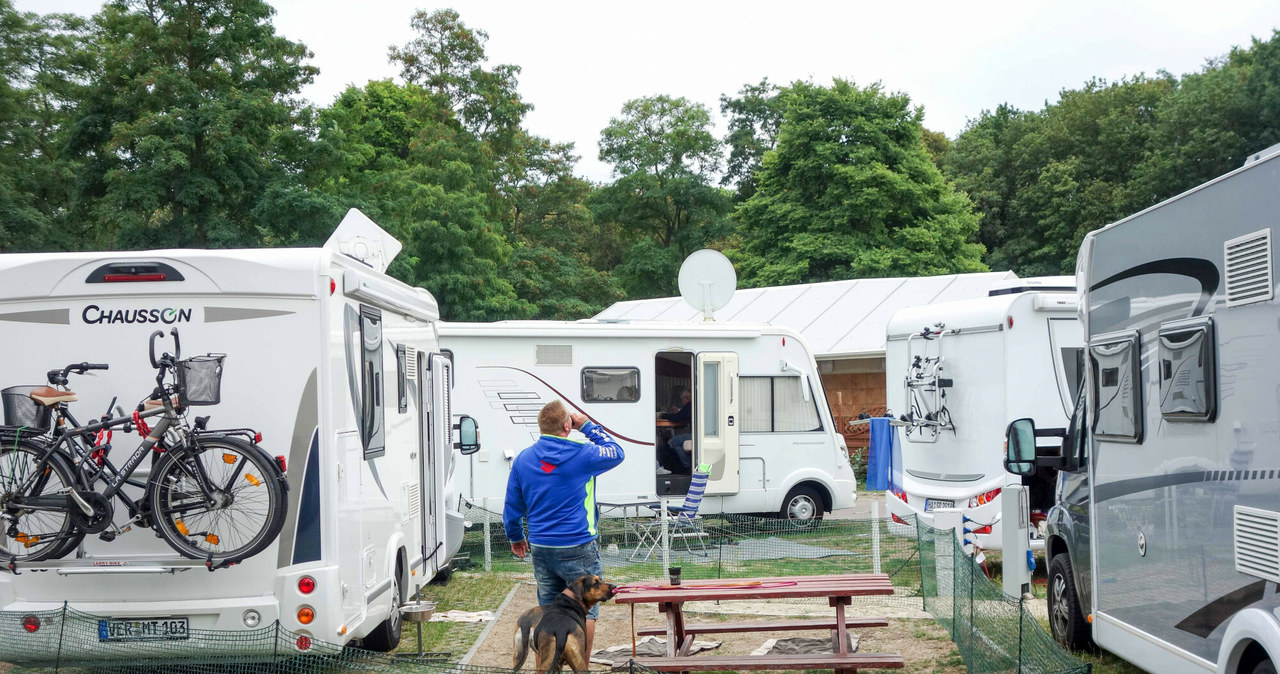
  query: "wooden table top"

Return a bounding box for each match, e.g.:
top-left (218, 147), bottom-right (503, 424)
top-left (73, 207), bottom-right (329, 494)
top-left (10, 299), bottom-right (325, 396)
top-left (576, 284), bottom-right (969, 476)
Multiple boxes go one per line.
top-left (614, 573), bottom-right (894, 604)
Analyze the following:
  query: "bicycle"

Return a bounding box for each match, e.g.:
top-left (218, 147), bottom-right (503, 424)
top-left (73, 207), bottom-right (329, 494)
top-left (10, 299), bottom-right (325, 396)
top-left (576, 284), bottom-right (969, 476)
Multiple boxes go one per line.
top-left (0, 329), bottom-right (287, 570)
top-left (900, 325), bottom-right (956, 440)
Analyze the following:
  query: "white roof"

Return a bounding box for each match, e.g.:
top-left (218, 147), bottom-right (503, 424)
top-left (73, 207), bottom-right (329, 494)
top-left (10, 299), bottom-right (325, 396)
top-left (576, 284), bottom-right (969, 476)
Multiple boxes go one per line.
top-left (595, 271), bottom-right (1019, 359)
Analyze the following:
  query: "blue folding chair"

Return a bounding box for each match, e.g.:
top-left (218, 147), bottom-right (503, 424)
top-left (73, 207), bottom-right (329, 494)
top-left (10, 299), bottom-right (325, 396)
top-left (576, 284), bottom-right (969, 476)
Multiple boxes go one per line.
top-left (629, 466), bottom-right (711, 562)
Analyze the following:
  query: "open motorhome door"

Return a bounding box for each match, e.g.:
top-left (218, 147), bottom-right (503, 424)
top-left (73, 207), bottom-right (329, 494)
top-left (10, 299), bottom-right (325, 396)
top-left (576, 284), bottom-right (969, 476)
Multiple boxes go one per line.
top-left (695, 352), bottom-right (740, 495)
top-left (422, 352), bottom-right (453, 573)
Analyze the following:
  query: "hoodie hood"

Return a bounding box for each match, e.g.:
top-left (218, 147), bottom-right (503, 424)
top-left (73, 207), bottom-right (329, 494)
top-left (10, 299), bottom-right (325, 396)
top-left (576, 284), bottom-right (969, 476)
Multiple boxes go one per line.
top-left (533, 434), bottom-right (588, 465)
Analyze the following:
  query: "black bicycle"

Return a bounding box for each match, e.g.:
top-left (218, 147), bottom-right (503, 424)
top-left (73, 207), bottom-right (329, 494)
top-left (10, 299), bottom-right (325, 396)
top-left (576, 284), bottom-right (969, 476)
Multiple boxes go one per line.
top-left (0, 329), bottom-right (287, 568)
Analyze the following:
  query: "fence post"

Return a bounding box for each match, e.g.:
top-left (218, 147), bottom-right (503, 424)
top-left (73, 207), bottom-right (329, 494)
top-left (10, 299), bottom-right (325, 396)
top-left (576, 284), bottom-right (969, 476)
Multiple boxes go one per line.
top-left (660, 496), bottom-right (671, 574)
top-left (54, 601), bottom-right (67, 672)
top-left (482, 497), bottom-right (492, 572)
top-left (870, 501), bottom-right (882, 575)
top-left (915, 515), bottom-right (926, 611)
top-left (1017, 596), bottom-right (1025, 674)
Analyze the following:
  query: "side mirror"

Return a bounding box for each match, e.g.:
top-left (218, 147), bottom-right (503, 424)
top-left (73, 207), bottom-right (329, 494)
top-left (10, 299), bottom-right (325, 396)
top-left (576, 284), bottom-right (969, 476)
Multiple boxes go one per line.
top-left (1004, 418), bottom-right (1037, 476)
top-left (454, 415), bottom-right (480, 455)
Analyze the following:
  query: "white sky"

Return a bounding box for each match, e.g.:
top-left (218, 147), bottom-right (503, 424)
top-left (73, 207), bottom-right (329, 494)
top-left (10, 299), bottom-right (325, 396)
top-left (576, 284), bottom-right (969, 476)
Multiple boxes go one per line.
top-left (20, 0), bottom-right (1280, 182)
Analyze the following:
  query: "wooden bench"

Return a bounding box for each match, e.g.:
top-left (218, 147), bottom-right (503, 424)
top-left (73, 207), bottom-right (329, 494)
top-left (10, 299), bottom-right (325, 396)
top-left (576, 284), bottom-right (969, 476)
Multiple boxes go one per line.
top-left (637, 616), bottom-right (890, 636)
top-left (634, 652), bottom-right (905, 672)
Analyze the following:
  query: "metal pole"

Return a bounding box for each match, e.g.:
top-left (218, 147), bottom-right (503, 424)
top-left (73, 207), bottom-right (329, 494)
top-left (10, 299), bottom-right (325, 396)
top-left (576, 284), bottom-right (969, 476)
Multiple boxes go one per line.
top-left (482, 497), bottom-right (492, 572)
top-left (871, 501), bottom-right (882, 575)
top-left (661, 496), bottom-right (671, 573)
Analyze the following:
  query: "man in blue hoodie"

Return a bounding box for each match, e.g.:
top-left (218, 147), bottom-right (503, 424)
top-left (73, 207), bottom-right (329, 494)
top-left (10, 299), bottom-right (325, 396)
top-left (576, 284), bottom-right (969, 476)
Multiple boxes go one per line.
top-left (503, 400), bottom-right (625, 656)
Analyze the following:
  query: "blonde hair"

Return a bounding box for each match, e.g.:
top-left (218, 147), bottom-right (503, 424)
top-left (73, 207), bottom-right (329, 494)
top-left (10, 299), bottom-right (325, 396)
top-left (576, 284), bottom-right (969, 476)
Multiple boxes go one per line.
top-left (538, 400), bottom-right (571, 435)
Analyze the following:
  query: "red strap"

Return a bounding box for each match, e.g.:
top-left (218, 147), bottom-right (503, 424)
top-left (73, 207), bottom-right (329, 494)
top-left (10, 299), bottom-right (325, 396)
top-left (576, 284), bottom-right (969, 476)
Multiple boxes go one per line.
top-left (132, 410), bottom-right (151, 437)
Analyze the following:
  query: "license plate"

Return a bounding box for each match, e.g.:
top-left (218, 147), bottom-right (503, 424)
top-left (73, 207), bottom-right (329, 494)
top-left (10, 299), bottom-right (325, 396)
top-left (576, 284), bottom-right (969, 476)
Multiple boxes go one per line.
top-left (98, 617), bottom-right (189, 642)
top-left (924, 499), bottom-right (954, 511)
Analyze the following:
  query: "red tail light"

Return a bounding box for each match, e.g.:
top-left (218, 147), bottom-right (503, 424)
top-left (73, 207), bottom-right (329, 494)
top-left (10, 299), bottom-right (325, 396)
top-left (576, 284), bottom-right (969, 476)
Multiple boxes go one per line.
top-left (22, 615), bottom-right (39, 633)
top-left (276, 455), bottom-right (287, 473)
top-left (969, 488), bottom-right (1002, 508)
top-left (103, 273), bottom-right (167, 282)
top-left (888, 488), bottom-right (908, 504)
top-left (296, 635), bottom-right (312, 651)
top-left (254, 432), bottom-right (263, 443)
top-left (891, 513), bottom-right (908, 525)
top-left (298, 576), bottom-right (315, 594)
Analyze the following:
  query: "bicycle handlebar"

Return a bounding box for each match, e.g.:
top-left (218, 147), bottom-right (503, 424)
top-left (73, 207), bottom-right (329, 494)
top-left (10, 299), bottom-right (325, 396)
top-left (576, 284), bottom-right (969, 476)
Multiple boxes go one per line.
top-left (47, 362), bottom-right (110, 385)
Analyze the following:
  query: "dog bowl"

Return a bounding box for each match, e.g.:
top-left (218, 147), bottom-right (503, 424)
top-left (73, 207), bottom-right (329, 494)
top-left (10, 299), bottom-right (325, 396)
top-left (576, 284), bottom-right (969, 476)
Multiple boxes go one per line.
top-left (400, 600), bottom-right (436, 623)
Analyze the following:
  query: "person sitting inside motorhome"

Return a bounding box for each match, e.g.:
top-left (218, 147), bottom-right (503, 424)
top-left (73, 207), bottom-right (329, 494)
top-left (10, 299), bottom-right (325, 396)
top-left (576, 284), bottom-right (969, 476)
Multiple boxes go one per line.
top-left (657, 388), bottom-right (692, 474)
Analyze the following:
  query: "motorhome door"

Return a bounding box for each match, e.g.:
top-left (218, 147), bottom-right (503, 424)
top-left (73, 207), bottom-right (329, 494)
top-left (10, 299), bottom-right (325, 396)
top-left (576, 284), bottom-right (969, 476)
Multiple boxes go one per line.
top-left (422, 353), bottom-right (451, 572)
top-left (695, 352), bottom-right (740, 495)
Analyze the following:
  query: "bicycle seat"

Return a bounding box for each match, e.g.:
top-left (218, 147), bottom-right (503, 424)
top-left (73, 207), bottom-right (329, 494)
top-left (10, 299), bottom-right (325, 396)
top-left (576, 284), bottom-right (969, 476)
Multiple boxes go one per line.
top-left (28, 386), bottom-right (77, 406)
top-left (144, 396), bottom-right (181, 409)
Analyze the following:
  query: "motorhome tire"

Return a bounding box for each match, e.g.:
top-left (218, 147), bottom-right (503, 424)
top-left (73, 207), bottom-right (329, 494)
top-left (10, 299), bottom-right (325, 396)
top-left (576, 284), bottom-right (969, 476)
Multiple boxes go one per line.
top-left (780, 484), bottom-right (824, 526)
top-left (148, 438), bottom-right (287, 563)
top-left (1250, 659), bottom-right (1276, 674)
top-left (363, 565), bottom-right (403, 651)
top-left (1048, 553), bottom-right (1091, 650)
top-left (428, 563), bottom-right (453, 585)
top-left (0, 437), bottom-right (81, 562)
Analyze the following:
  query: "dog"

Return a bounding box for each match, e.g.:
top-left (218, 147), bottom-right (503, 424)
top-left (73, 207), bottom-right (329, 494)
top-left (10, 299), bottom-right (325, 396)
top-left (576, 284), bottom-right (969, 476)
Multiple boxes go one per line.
top-left (512, 574), bottom-right (618, 672)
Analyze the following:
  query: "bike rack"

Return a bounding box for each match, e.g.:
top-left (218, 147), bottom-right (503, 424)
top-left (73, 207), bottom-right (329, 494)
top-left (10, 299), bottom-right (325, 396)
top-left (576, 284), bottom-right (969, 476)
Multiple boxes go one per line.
top-left (901, 325), bottom-right (957, 443)
top-left (0, 554), bottom-right (241, 576)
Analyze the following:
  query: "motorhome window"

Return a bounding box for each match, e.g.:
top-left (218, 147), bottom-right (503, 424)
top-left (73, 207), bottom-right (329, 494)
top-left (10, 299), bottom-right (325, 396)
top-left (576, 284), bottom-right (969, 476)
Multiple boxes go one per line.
top-left (1089, 331), bottom-right (1143, 443)
top-left (1061, 347), bottom-right (1084, 403)
top-left (396, 344), bottom-right (408, 413)
top-left (581, 368), bottom-right (640, 403)
top-left (740, 376), bottom-right (823, 433)
top-left (702, 362), bottom-right (720, 438)
top-left (1158, 317), bottom-right (1216, 422)
top-left (359, 305), bottom-right (386, 458)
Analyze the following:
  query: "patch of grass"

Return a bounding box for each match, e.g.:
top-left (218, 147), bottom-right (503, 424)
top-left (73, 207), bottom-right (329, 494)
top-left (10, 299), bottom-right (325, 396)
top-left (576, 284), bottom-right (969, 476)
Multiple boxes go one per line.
top-left (393, 571), bottom-right (519, 659)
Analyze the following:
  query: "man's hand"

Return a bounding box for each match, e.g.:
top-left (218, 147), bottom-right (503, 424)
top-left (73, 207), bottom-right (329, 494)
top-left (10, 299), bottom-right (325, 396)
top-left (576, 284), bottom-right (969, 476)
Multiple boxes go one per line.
top-left (570, 411), bottom-right (588, 430)
top-left (511, 540), bottom-right (529, 559)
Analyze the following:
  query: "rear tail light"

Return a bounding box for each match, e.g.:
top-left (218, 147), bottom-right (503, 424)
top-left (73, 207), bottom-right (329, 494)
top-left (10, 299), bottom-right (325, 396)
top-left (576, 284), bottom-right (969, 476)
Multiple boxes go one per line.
top-left (297, 606), bottom-right (315, 625)
top-left (891, 513), bottom-right (909, 525)
top-left (298, 576), bottom-right (315, 594)
top-left (21, 615), bottom-right (39, 633)
top-left (888, 488), bottom-right (908, 504)
top-left (276, 455), bottom-right (287, 473)
top-left (254, 432), bottom-right (263, 443)
top-left (86, 262), bottom-right (184, 283)
top-left (296, 635), bottom-right (312, 651)
top-left (968, 488), bottom-right (1002, 508)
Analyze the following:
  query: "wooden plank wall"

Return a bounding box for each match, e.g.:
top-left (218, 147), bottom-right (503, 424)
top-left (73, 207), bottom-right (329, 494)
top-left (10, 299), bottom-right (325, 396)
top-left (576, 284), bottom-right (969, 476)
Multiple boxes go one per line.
top-left (819, 370), bottom-right (887, 451)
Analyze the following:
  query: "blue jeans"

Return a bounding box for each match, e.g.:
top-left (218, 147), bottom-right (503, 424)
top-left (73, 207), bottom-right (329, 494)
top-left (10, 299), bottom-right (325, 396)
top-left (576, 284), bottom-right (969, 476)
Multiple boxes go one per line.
top-left (669, 434), bottom-right (692, 471)
top-left (530, 540), bottom-right (604, 619)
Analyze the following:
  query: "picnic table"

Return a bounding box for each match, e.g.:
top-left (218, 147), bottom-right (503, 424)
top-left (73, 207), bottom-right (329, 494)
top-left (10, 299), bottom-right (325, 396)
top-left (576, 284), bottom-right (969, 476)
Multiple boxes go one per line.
top-left (615, 573), bottom-right (904, 673)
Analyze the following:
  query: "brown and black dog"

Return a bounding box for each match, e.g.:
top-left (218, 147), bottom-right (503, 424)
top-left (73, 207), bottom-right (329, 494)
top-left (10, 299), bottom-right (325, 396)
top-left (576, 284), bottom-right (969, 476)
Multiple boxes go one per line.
top-left (512, 574), bottom-right (618, 672)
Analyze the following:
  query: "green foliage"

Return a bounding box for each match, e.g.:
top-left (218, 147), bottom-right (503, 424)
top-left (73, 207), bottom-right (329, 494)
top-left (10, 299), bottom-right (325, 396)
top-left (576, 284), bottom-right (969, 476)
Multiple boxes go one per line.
top-left (595, 95), bottom-right (732, 298)
top-left (733, 79), bottom-right (986, 286)
top-left (720, 78), bottom-right (784, 202)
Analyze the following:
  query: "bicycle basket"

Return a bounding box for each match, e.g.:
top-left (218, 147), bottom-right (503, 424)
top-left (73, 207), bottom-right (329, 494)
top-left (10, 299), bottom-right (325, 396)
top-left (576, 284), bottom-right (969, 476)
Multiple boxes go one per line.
top-left (175, 355), bottom-right (225, 407)
top-left (1, 385), bottom-right (52, 432)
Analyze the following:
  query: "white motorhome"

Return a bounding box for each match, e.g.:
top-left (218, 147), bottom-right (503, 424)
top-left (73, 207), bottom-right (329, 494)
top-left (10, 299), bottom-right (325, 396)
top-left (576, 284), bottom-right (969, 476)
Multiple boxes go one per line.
top-left (884, 278), bottom-right (1082, 550)
top-left (1007, 147), bottom-right (1280, 673)
top-left (439, 320), bottom-right (857, 522)
top-left (0, 210), bottom-right (466, 657)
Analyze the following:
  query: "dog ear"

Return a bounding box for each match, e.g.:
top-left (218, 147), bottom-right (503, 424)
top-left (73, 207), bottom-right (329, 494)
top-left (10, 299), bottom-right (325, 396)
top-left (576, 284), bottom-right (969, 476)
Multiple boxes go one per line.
top-left (568, 575), bottom-right (590, 601)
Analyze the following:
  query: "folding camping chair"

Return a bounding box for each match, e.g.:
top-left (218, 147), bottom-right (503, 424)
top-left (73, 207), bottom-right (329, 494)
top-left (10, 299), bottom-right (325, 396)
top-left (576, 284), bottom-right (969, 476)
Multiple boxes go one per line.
top-left (628, 466), bottom-right (711, 562)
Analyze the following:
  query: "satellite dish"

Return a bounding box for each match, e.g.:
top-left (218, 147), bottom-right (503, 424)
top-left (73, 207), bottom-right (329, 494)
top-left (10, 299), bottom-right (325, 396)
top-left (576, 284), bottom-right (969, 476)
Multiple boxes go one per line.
top-left (678, 250), bottom-right (737, 321)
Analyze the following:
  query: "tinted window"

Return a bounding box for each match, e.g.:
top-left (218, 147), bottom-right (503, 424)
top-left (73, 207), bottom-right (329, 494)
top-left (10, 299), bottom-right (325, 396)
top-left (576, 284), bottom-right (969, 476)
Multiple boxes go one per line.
top-left (360, 305), bottom-right (385, 458)
top-left (582, 367), bottom-right (640, 403)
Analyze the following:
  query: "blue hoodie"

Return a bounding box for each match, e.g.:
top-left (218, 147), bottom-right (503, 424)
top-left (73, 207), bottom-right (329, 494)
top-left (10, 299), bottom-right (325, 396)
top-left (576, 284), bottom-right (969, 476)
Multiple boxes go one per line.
top-left (503, 421), bottom-right (625, 547)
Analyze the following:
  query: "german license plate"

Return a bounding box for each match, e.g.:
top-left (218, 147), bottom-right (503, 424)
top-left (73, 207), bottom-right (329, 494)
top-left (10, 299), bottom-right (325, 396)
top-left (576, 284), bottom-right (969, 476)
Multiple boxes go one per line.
top-left (924, 499), bottom-right (954, 511)
top-left (98, 617), bottom-right (189, 642)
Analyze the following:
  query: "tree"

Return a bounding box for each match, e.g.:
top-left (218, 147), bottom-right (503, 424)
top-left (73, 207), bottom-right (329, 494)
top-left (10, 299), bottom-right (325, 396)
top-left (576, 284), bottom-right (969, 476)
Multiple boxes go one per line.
top-left (0, 2), bottom-right (92, 252)
top-left (595, 95), bottom-right (732, 298)
top-left (720, 79), bottom-right (783, 202)
top-left (68, 0), bottom-right (318, 249)
top-left (733, 79), bottom-right (986, 286)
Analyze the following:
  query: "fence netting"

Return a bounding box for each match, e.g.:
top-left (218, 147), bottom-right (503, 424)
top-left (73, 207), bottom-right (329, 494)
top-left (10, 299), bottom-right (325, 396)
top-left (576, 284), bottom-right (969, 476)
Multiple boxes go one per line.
top-left (0, 503), bottom-right (1087, 674)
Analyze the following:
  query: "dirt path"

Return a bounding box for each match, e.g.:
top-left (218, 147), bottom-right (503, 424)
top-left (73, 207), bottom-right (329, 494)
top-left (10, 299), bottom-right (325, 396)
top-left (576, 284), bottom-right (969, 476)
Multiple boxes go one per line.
top-left (466, 581), bottom-right (962, 673)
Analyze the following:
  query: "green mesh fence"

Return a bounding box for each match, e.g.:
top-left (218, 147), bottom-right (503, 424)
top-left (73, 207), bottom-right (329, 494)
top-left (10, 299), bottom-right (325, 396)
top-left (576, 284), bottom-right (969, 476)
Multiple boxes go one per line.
top-left (0, 503), bottom-right (1087, 673)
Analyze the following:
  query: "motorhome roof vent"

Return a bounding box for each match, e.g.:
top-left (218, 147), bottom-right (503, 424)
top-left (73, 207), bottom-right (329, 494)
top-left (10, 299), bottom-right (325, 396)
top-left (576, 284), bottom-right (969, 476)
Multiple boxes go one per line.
top-left (536, 344), bottom-right (572, 365)
top-left (1224, 229), bottom-right (1273, 307)
top-left (1234, 505), bottom-right (1280, 583)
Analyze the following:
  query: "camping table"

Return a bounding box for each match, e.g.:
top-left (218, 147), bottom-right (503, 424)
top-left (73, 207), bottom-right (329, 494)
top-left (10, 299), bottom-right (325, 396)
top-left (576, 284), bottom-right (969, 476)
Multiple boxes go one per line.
top-left (615, 573), bottom-right (900, 672)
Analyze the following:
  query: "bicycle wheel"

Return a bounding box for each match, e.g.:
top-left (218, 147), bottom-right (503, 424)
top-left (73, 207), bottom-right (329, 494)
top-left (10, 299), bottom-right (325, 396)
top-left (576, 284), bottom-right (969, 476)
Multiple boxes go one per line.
top-left (148, 437), bottom-right (286, 563)
top-left (0, 436), bottom-right (81, 562)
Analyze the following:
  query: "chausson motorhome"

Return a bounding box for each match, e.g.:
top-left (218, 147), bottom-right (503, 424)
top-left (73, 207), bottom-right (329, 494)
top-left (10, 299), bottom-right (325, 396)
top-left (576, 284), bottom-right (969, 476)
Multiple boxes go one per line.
top-left (0, 210), bottom-right (468, 658)
top-left (884, 277), bottom-right (1082, 550)
top-left (1007, 147), bottom-right (1280, 673)
top-left (439, 320), bottom-right (857, 522)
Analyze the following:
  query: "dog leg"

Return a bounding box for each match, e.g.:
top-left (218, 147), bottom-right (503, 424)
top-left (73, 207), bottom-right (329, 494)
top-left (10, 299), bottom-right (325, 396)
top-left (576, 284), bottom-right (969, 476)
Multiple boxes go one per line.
top-left (564, 631), bottom-right (590, 673)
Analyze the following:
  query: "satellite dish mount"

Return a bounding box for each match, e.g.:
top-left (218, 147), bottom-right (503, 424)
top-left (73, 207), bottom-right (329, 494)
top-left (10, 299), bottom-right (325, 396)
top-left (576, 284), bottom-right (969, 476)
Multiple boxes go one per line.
top-left (678, 250), bottom-right (737, 322)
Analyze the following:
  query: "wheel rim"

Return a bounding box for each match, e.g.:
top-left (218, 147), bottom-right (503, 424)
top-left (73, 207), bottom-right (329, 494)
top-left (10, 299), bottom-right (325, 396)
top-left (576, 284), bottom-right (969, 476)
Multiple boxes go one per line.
top-left (156, 445), bottom-right (276, 558)
top-left (788, 495), bottom-right (817, 521)
top-left (389, 575), bottom-right (402, 635)
top-left (1050, 573), bottom-right (1070, 637)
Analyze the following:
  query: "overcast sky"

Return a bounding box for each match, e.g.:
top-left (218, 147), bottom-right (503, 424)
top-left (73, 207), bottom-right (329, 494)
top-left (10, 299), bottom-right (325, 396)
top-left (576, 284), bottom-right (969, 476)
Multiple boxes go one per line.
top-left (20, 0), bottom-right (1280, 182)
